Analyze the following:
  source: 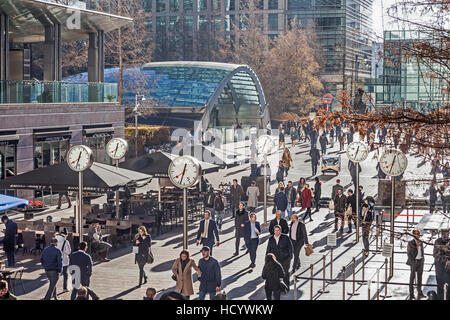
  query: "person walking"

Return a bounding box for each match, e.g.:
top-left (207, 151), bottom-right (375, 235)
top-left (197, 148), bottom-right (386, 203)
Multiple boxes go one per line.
top-left (171, 250), bottom-right (201, 299)
top-left (433, 229), bottom-right (450, 300)
top-left (282, 148), bottom-right (292, 177)
top-left (243, 213), bottom-right (261, 268)
top-left (333, 188), bottom-right (347, 232)
top-left (329, 127), bottom-right (335, 147)
top-left (289, 214), bottom-right (309, 272)
top-left (213, 190), bottom-right (227, 230)
top-left (346, 189), bottom-right (357, 233)
top-left (319, 132), bottom-right (328, 155)
top-left (430, 181), bottom-right (438, 213)
top-left (266, 225), bottom-right (293, 291)
top-left (279, 129), bottom-right (285, 150)
top-left (348, 161), bottom-right (361, 190)
top-left (313, 177), bottom-right (322, 213)
top-left (56, 191), bottom-right (71, 210)
top-left (285, 181), bottom-right (297, 220)
top-left (233, 202), bottom-right (249, 256)
top-left (198, 246), bottom-right (221, 300)
top-left (309, 147), bottom-right (320, 176)
top-left (69, 241), bottom-right (99, 300)
top-left (331, 179), bottom-right (343, 203)
top-left (407, 229), bottom-right (426, 300)
top-left (55, 231), bottom-right (71, 293)
top-left (246, 181), bottom-right (260, 213)
top-left (134, 226), bottom-right (152, 287)
top-left (1, 215), bottom-right (17, 268)
top-left (261, 253), bottom-right (285, 300)
top-left (290, 126), bottom-right (298, 147)
top-left (269, 210), bottom-right (289, 235)
top-left (274, 187), bottom-right (288, 219)
top-left (276, 160), bottom-right (285, 184)
top-left (204, 186), bottom-right (216, 220)
top-left (196, 211), bottom-right (220, 256)
top-left (360, 204), bottom-right (373, 257)
top-left (40, 237), bottom-right (62, 300)
top-left (299, 184), bottom-right (313, 222)
top-left (230, 179), bottom-right (244, 218)
top-left (439, 181), bottom-right (450, 213)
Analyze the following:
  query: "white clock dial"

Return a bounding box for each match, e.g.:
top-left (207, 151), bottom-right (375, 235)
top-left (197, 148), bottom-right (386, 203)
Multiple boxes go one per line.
top-left (379, 149), bottom-right (408, 177)
top-left (168, 156), bottom-right (201, 188)
top-left (257, 135), bottom-right (275, 154)
top-left (347, 141), bottom-right (369, 162)
top-left (67, 145), bottom-right (94, 172)
top-left (106, 138), bottom-right (128, 160)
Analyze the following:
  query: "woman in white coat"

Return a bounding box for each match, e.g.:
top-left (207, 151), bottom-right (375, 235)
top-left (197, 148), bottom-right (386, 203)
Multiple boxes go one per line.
top-left (55, 231), bottom-right (71, 292)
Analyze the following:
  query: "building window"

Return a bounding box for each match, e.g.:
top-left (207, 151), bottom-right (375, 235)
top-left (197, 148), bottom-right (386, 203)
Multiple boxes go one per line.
top-left (211, 0), bottom-right (220, 10)
top-left (83, 134), bottom-right (113, 165)
top-left (268, 0), bottom-right (278, 9)
top-left (198, 0), bottom-right (207, 11)
top-left (156, 16), bottom-right (166, 33)
top-left (169, 16), bottom-right (181, 31)
top-left (156, 0), bottom-right (166, 12)
top-left (239, 13), bottom-right (249, 30)
top-left (184, 0), bottom-right (194, 11)
top-left (145, 17), bottom-right (152, 32)
top-left (170, 0), bottom-right (179, 11)
top-left (226, 0), bottom-right (235, 10)
top-left (268, 14), bottom-right (278, 31)
top-left (288, 0), bottom-right (311, 10)
top-left (34, 139), bottom-right (69, 169)
top-left (255, 0), bottom-right (264, 9)
top-left (0, 143), bottom-right (16, 181)
top-left (143, 0), bottom-right (152, 12)
top-left (184, 16), bottom-right (194, 32)
top-left (198, 15), bottom-right (209, 31)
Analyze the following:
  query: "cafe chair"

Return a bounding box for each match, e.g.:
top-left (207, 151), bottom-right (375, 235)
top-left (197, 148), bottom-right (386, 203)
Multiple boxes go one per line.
top-left (9, 267), bottom-right (25, 295)
top-left (22, 230), bottom-right (41, 255)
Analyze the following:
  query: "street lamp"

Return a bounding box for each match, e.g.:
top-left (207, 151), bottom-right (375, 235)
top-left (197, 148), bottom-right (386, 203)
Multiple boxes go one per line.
top-left (134, 94), bottom-right (146, 157)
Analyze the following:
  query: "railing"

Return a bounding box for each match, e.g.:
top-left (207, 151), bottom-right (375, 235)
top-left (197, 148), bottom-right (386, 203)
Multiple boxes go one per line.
top-left (0, 80), bottom-right (117, 104)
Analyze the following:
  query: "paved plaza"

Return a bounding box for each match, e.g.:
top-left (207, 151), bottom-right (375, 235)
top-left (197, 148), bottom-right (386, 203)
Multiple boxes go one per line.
top-left (1, 136), bottom-right (445, 300)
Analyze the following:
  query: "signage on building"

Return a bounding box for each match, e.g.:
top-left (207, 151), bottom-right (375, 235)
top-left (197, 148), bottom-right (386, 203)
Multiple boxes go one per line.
top-left (322, 93), bottom-right (333, 104)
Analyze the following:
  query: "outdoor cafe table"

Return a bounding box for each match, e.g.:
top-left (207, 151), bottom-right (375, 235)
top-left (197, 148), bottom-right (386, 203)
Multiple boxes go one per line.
top-left (18, 229), bottom-right (44, 235)
top-left (0, 267), bottom-right (24, 290)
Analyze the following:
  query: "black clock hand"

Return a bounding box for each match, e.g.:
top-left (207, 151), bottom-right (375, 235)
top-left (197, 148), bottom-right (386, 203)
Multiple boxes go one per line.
top-left (355, 145), bottom-right (360, 158)
top-left (180, 164), bottom-right (187, 184)
top-left (389, 155), bottom-right (397, 174)
top-left (114, 143), bottom-right (119, 157)
top-left (76, 151), bottom-right (82, 167)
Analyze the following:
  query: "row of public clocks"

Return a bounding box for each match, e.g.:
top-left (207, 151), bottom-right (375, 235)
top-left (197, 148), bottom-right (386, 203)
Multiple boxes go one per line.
top-left (65, 135), bottom-right (408, 248)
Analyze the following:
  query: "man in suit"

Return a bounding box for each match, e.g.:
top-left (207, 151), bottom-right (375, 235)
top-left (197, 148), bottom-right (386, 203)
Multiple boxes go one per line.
top-left (269, 210), bottom-right (289, 235)
top-left (274, 187), bottom-right (288, 219)
top-left (346, 189), bottom-right (357, 233)
top-left (360, 203), bottom-right (373, 257)
top-left (333, 188), bottom-right (347, 233)
top-left (233, 202), bottom-right (249, 256)
top-left (230, 179), bottom-right (244, 218)
top-left (1, 215), bottom-right (17, 267)
top-left (289, 214), bottom-right (309, 272)
top-left (266, 225), bottom-right (293, 291)
top-left (313, 177), bottom-right (322, 213)
top-left (309, 147), bottom-right (320, 176)
top-left (198, 246), bottom-right (221, 300)
top-left (331, 179), bottom-right (343, 201)
top-left (243, 213), bottom-right (261, 268)
top-left (407, 229), bottom-right (426, 300)
top-left (285, 181), bottom-right (297, 220)
top-left (69, 241), bottom-right (99, 300)
top-left (196, 210), bottom-right (220, 256)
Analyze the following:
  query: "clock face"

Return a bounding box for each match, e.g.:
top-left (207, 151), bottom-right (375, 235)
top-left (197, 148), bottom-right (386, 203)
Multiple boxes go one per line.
top-left (168, 156), bottom-right (201, 188)
top-left (379, 149), bottom-right (408, 177)
top-left (106, 138), bottom-right (128, 160)
top-left (67, 145), bottom-right (94, 172)
top-left (257, 135), bottom-right (275, 154)
top-left (347, 141), bottom-right (369, 162)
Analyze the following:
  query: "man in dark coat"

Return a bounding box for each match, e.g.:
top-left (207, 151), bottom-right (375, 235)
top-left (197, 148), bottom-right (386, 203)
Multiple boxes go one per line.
top-left (348, 161), bottom-right (361, 190)
top-left (433, 229), bottom-right (450, 300)
top-left (243, 213), bottom-right (261, 268)
top-left (313, 177), bottom-right (322, 213)
top-left (40, 237), bottom-right (62, 300)
top-left (285, 181), bottom-right (297, 220)
top-left (360, 203), bottom-right (373, 256)
top-left (274, 187), bottom-right (288, 219)
top-left (1, 215), bottom-right (17, 267)
top-left (333, 188), bottom-right (347, 232)
top-left (346, 189), bottom-right (357, 233)
top-left (230, 179), bottom-right (244, 218)
top-left (319, 133), bottom-right (328, 155)
top-left (407, 229), bottom-right (426, 300)
top-left (269, 210), bottom-right (289, 235)
top-left (430, 181), bottom-right (438, 213)
top-left (69, 241), bottom-right (99, 300)
top-left (331, 179), bottom-right (343, 203)
top-left (198, 246), bottom-right (221, 300)
top-left (266, 225), bottom-right (293, 290)
top-left (309, 148), bottom-right (320, 176)
top-left (233, 202), bottom-right (249, 256)
top-left (289, 214), bottom-right (309, 272)
top-left (196, 211), bottom-right (220, 256)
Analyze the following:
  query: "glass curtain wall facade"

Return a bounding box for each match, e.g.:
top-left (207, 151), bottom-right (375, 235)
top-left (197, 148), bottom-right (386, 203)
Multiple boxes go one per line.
top-left (367, 30), bottom-right (449, 112)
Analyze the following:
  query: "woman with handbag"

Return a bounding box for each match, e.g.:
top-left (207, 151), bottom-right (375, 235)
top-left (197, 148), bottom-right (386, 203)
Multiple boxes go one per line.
top-left (134, 226), bottom-right (152, 287)
top-left (261, 253), bottom-right (286, 300)
top-left (171, 250), bottom-right (201, 299)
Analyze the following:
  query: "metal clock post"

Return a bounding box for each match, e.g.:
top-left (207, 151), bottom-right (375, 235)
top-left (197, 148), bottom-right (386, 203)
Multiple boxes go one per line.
top-left (379, 149), bottom-right (408, 278)
top-left (66, 145), bottom-right (94, 243)
top-left (257, 135), bottom-right (274, 224)
top-left (168, 156), bottom-right (201, 250)
top-left (106, 138), bottom-right (129, 220)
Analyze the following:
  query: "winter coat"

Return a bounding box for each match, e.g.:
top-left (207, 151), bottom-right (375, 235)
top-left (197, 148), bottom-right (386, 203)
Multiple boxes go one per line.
top-left (282, 150), bottom-right (292, 168)
top-left (430, 186), bottom-right (438, 204)
top-left (55, 235), bottom-right (71, 267)
top-left (346, 194), bottom-right (357, 214)
top-left (300, 188), bottom-right (312, 209)
top-left (274, 191), bottom-right (288, 211)
top-left (319, 135), bottom-right (328, 147)
top-left (262, 259), bottom-right (285, 291)
top-left (230, 185), bottom-right (244, 204)
top-left (269, 218), bottom-right (289, 235)
top-left (334, 194), bottom-right (347, 213)
top-left (246, 186), bottom-right (260, 208)
top-left (276, 166), bottom-right (285, 182)
top-left (309, 148), bottom-right (320, 165)
top-left (314, 181), bottom-right (322, 200)
top-left (235, 209), bottom-right (249, 233)
top-left (2, 220), bottom-right (17, 252)
top-left (331, 184), bottom-right (343, 201)
top-left (198, 256), bottom-right (221, 293)
top-left (266, 234), bottom-right (293, 262)
top-left (134, 235), bottom-right (151, 265)
top-left (171, 258), bottom-right (201, 296)
top-left (285, 186), bottom-right (297, 207)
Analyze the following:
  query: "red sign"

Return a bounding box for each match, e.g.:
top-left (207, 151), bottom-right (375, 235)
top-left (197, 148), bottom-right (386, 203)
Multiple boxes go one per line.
top-left (322, 93), bottom-right (333, 104)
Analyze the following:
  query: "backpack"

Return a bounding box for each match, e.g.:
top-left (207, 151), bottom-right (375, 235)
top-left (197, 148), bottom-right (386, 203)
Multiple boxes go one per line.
top-left (214, 196), bottom-right (224, 211)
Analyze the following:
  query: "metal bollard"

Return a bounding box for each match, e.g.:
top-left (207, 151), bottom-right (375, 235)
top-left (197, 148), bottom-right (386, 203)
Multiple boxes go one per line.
top-left (318, 255), bottom-right (330, 294)
top-left (310, 264), bottom-right (314, 300)
top-left (327, 248), bottom-right (336, 284)
top-left (444, 283), bottom-right (448, 300)
top-left (376, 269), bottom-right (380, 300)
top-left (406, 207), bottom-right (409, 232)
top-left (358, 250), bottom-right (367, 285)
top-left (294, 275), bottom-right (297, 300)
top-left (379, 258), bottom-right (392, 298)
top-left (367, 279), bottom-right (371, 300)
top-left (347, 257), bottom-right (360, 296)
top-left (342, 266), bottom-right (346, 300)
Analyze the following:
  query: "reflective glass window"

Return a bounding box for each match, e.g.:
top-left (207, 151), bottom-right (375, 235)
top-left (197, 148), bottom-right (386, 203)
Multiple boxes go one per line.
top-left (156, 0), bottom-right (166, 12)
top-left (184, 0), bottom-right (194, 11)
top-left (268, 0), bottom-right (278, 9)
top-left (268, 14), bottom-right (278, 31)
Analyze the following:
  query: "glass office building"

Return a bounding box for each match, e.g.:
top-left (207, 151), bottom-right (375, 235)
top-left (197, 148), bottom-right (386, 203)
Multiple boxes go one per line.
top-left (367, 30), bottom-right (448, 112)
top-left (146, 0), bottom-right (374, 96)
